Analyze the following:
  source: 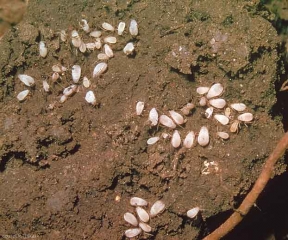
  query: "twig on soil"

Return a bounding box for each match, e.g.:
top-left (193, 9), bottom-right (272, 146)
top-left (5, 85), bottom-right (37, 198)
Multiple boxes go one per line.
top-left (203, 131), bottom-right (288, 240)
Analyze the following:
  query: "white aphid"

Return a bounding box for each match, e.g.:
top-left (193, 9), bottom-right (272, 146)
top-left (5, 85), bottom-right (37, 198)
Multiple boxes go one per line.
top-left (72, 65), bottom-right (81, 83)
top-left (214, 114), bottom-right (229, 125)
top-left (43, 80), bottom-right (50, 92)
top-left (130, 197), bottom-right (148, 207)
top-left (183, 131), bottom-right (195, 149)
top-left (63, 85), bottom-right (77, 96)
top-left (150, 200), bottom-right (165, 217)
top-left (217, 132), bottom-right (229, 140)
top-left (104, 36), bottom-right (117, 44)
top-left (52, 64), bottom-right (67, 73)
top-left (129, 19), bottom-right (138, 36)
top-left (18, 74), bottom-right (35, 87)
top-left (93, 62), bottom-right (108, 78)
top-left (52, 72), bottom-right (60, 82)
top-left (196, 86), bottom-right (210, 95)
top-left (71, 30), bottom-right (82, 48)
top-left (231, 103), bottom-right (247, 112)
top-left (102, 22), bottom-right (114, 31)
top-left (187, 207), bottom-right (200, 219)
top-left (181, 103), bottom-right (195, 116)
top-left (159, 115), bottom-right (176, 129)
top-left (17, 90), bottom-right (29, 101)
top-left (199, 96), bottom-right (207, 106)
top-left (169, 110), bottom-right (185, 125)
top-left (79, 41), bottom-right (87, 53)
top-left (80, 19), bottom-right (90, 33)
top-left (209, 98), bottom-right (226, 109)
top-left (149, 108), bottom-right (158, 126)
top-left (238, 113), bottom-right (253, 122)
top-left (39, 41), bottom-right (48, 58)
top-left (139, 222), bottom-right (152, 233)
top-left (59, 94), bottom-right (68, 103)
top-left (206, 83), bottom-right (224, 99)
top-left (124, 212), bottom-right (138, 227)
top-left (171, 130), bottom-right (181, 148)
top-left (205, 107), bottom-right (214, 119)
top-left (82, 76), bottom-right (90, 88)
top-left (136, 101), bottom-right (144, 115)
top-left (86, 43), bottom-right (96, 51)
top-left (85, 91), bottom-right (96, 105)
top-left (198, 126), bottom-right (209, 147)
top-left (135, 207), bottom-right (150, 223)
top-left (125, 228), bottom-right (142, 238)
top-left (95, 38), bottom-right (102, 49)
top-left (162, 133), bottom-right (170, 139)
top-left (97, 53), bottom-right (109, 60)
top-left (123, 42), bottom-right (135, 55)
top-left (147, 137), bottom-right (160, 145)
top-left (60, 30), bottom-right (67, 42)
top-left (104, 44), bottom-right (114, 58)
top-left (117, 22), bottom-right (125, 35)
top-left (89, 30), bottom-right (102, 38)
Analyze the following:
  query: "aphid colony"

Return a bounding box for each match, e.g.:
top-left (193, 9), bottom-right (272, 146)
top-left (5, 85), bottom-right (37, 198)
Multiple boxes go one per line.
top-left (124, 197), bottom-right (165, 238)
top-left (16, 19), bottom-right (139, 103)
top-left (136, 83), bottom-right (254, 149)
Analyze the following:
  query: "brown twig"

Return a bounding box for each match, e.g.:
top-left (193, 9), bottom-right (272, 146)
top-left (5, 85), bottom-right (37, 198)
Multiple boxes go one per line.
top-left (203, 131), bottom-right (288, 240)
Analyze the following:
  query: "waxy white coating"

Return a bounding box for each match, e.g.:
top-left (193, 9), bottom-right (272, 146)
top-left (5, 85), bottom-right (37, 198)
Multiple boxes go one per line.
top-left (187, 207), bottom-right (200, 219)
top-left (169, 110), bottom-right (185, 125)
top-left (196, 86), bottom-right (209, 95)
top-left (117, 22), bottom-right (125, 35)
top-left (159, 115), bottom-right (176, 129)
top-left (209, 98), bottom-right (226, 109)
top-left (129, 19), bottom-right (138, 36)
top-left (136, 101), bottom-right (145, 115)
top-left (123, 42), bottom-right (135, 55)
top-left (183, 131), bottom-right (195, 148)
top-left (125, 228), bottom-right (142, 238)
top-left (124, 212), bottom-right (138, 227)
top-left (238, 113), bottom-right (253, 122)
top-left (130, 197), bottom-right (148, 206)
top-left (72, 65), bottom-right (81, 83)
top-left (198, 126), bottom-right (209, 147)
top-left (217, 132), bottom-right (229, 140)
top-left (231, 103), bottom-right (246, 112)
top-left (104, 44), bottom-right (114, 58)
top-left (102, 22), bottom-right (114, 31)
top-left (39, 41), bottom-right (48, 58)
top-left (18, 74), bottom-right (35, 87)
top-left (214, 114), bottom-right (229, 125)
top-left (171, 130), bottom-right (181, 148)
top-left (206, 83), bottom-right (224, 99)
top-left (150, 200), bottom-right (165, 217)
top-left (139, 222), bottom-right (152, 233)
top-left (71, 30), bottom-right (82, 48)
top-left (93, 62), bottom-right (107, 78)
top-left (135, 207), bottom-right (150, 223)
top-left (149, 108), bottom-right (158, 126)
top-left (85, 91), bottom-right (96, 105)
top-left (17, 90), bottom-right (29, 101)
top-left (147, 137), bottom-right (160, 145)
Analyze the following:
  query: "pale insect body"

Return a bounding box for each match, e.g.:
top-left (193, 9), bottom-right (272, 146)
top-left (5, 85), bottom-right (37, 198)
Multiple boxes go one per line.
top-left (209, 98), bottom-right (226, 109)
top-left (104, 44), bottom-right (114, 58)
top-left (159, 115), bottom-right (176, 129)
top-left (150, 200), bottom-right (165, 217)
top-left (214, 114), bottom-right (229, 125)
top-left (205, 107), bottom-right (213, 119)
top-left (217, 132), bottom-right (229, 140)
top-left (124, 212), bottom-right (138, 226)
top-left (39, 41), bottom-right (48, 58)
top-left (130, 197), bottom-right (148, 207)
top-left (85, 91), bottom-right (96, 105)
top-left (79, 41), bottom-right (87, 53)
top-left (102, 22), bottom-right (114, 31)
top-left (97, 53), bottom-right (109, 60)
top-left (181, 103), bottom-right (195, 116)
top-left (196, 86), bottom-right (209, 95)
top-left (199, 96), bottom-right (207, 106)
top-left (206, 83), bottom-right (224, 99)
top-left (129, 19), bottom-right (138, 36)
top-left (135, 207), bottom-right (150, 223)
top-left (198, 126), bottom-right (209, 147)
top-left (71, 30), bottom-right (82, 48)
top-left (18, 74), bottom-right (35, 87)
top-left (89, 30), bottom-right (102, 38)
top-left (72, 65), bottom-right (81, 83)
top-left (183, 131), bottom-right (195, 148)
top-left (60, 30), bottom-right (67, 42)
top-left (80, 19), bottom-right (90, 33)
top-left (86, 42), bottom-right (97, 51)
top-left (187, 207), bottom-right (200, 219)
top-left (169, 110), bottom-right (185, 125)
top-left (104, 36), bottom-right (117, 44)
top-left (93, 62), bottom-right (108, 78)
top-left (230, 120), bottom-right (240, 133)
top-left (136, 101), bottom-right (144, 115)
top-left (139, 222), bottom-right (152, 233)
top-left (43, 80), bottom-right (50, 92)
top-left (171, 130), bottom-right (181, 148)
top-left (82, 76), bottom-right (90, 88)
top-left (238, 113), bottom-right (253, 122)
top-left (147, 137), bottom-right (160, 145)
top-left (231, 103), bottom-right (246, 112)
top-left (149, 108), bottom-right (158, 126)
top-left (17, 90), bottom-right (30, 101)
top-left (123, 42), bottom-right (135, 55)
top-left (117, 22), bottom-right (125, 35)
top-left (125, 228), bottom-right (142, 238)
top-left (63, 85), bottom-right (77, 96)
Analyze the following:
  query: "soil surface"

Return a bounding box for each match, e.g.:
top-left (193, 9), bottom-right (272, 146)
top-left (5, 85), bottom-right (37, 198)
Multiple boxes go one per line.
top-left (0, 0), bottom-right (287, 239)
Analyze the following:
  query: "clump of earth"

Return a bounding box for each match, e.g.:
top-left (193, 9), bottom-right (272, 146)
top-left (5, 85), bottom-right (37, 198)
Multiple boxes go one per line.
top-left (0, 0), bottom-right (286, 239)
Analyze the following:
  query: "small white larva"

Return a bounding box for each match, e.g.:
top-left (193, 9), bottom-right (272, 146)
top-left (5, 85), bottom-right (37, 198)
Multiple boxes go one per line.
top-left (139, 222), bottom-right (152, 233)
top-left (183, 131), bottom-right (195, 149)
top-left (124, 212), bottom-right (138, 227)
top-left (125, 228), bottom-right (142, 238)
top-left (71, 30), bottom-right (82, 48)
top-left (104, 44), bottom-right (114, 58)
top-left (97, 53), bottom-right (109, 60)
top-left (135, 207), bottom-right (150, 223)
top-left (206, 83), bottom-right (224, 99)
top-left (171, 130), bottom-right (181, 148)
top-left (117, 22), bottom-right (125, 35)
top-left (199, 96), bottom-right (207, 106)
top-left (130, 197), bottom-right (148, 207)
top-left (18, 74), bottom-right (35, 87)
top-left (79, 41), bottom-right (87, 53)
top-left (59, 94), bottom-right (68, 103)
top-left (17, 90), bottom-right (29, 101)
top-left (39, 41), bottom-right (48, 58)
top-left (238, 113), bottom-right (253, 122)
top-left (60, 30), bottom-right (67, 42)
top-left (136, 101), bottom-right (144, 115)
top-left (85, 91), bottom-right (96, 105)
top-left (169, 110), bottom-right (185, 125)
top-left (198, 126), bottom-right (209, 147)
top-left (196, 86), bottom-right (210, 95)
top-left (72, 65), bottom-right (81, 83)
top-left (104, 36), bottom-right (117, 44)
top-left (149, 108), bottom-right (158, 126)
top-left (147, 137), bottom-right (160, 145)
top-left (217, 132), bottom-right (229, 140)
top-left (82, 76), bottom-right (90, 88)
top-left (187, 207), bottom-right (200, 219)
top-left (93, 62), bottom-right (108, 78)
top-left (123, 42), bottom-right (135, 55)
top-left (231, 103), bottom-right (247, 112)
top-left (63, 85), bottom-right (77, 96)
top-left (102, 22), bottom-right (114, 31)
top-left (159, 115), bottom-right (176, 129)
top-left (181, 103), bottom-right (195, 116)
top-left (80, 19), bottom-right (90, 33)
top-left (209, 98), bottom-right (226, 109)
top-left (150, 200), bottom-right (165, 217)
top-left (89, 30), bottom-right (102, 38)
top-left (205, 107), bottom-right (214, 119)
top-left (214, 114), bottom-right (229, 125)
top-left (129, 19), bottom-right (138, 36)
top-left (43, 80), bottom-right (50, 92)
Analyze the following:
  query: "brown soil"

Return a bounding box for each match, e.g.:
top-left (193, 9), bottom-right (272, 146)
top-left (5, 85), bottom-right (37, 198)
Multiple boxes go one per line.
top-left (0, 0), bottom-right (287, 239)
